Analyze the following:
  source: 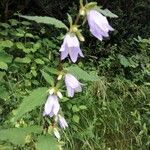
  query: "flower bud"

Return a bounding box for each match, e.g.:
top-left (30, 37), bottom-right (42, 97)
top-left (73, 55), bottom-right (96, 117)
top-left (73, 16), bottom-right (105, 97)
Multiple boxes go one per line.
top-left (57, 74), bottom-right (63, 80)
top-left (57, 91), bottom-right (63, 99)
top-left (79, 8), bottom-right (86, 16)
top-left (49, 88), bottom-right (55, 95)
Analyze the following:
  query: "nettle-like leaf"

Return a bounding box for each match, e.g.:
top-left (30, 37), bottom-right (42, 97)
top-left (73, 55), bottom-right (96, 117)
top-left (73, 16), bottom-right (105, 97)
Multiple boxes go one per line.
top-left (0, 62), bottom-right (8, 70)
top-left (0, 51), bottom-right (13, 63)
top-left (14, 87), bottom-right (48, 121)
top-left (96, 8), bottom-right (118, 18)
top-left (19, 15), bottom-right (68, 30)
top-left (118, 54), bottom-right (131, 67)
top-left (36, 135), bottom-right (59, 150)
top-left (0, 40), bottom-right (13, 50)
top-left (67, 65), bottom-right (100, 81)
top-left (41, 70), bottom-right (54, 86)
top-left (0, 126), bottom-right (42, 145)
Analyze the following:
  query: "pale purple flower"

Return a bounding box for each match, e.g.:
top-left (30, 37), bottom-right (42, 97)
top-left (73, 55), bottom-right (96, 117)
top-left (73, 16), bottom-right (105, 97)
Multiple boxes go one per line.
top-left (58, 115), bottom-right (68, 129)
top-left (65, 73), bottom-right (82, 97)
top-left (87, 10), bottom-right (114, 41)
top-left (43, 95), bottom-right (60, 117)
top-left (59, 34), bottom-right (84, 63)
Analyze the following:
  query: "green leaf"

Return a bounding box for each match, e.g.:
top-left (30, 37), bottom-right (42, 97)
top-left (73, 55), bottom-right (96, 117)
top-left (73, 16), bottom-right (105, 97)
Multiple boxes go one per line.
top-left (14, 87), bottom-right (48, 121)
top-left (67, 14), bottom-right (73, 26)
top-left (85, 2), bottom-right (97, 10)
top-left (118, 54), bottom-right (130, 67)
top-left (67, 65), bottom-right (100, 81)
top-left (41, 70), bottom-right (54, 86)
top-left (44, 67), bottom-right (59, 75)
top-left (0, 52), bottom-right (12, 63)
top-left (79, 105), bottom-right (87, 110)
top-left (0, 62), bottom-right (8, 70)
top-left (0, 40), bottom-right (13, 49)
top-left (72, 105), bottom-right (79, 112)
top-left (0, 86), bottom-right (9, 100)
top-left (19, 15), bottom-right (68, 29)
top-left (16, 42), bottom-right (25, 50)
top-left (72, 115), bottom-right (80, 123)
top-left (97, 8), bottom-right (118, 18)
top-left (0, 126), bottom-right (42, 145)
top-left (35, 58), bottom-right (45, 65)
top-left (15, 57), bottom-right (31, 64)
top-left (0, 71), bottom-right (6, 80)
top-left (9, 19), bottom-right (19, 26)
top-left (36, 135), bottom-right (59, 150)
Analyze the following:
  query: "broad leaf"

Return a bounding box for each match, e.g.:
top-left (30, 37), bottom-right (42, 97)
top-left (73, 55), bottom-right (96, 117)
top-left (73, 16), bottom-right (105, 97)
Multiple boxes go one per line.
top-left (14, 87), bottom-right (48, 121)
top-left (19, 15), bottom-right (68, 29)
top-left (0, 40), bottom-right (13, 49)
top-left (0, 52), bottom-right (12, 63)
top-left (36, 135), bottom-right (59, 150)
top-left (15, 57), bottom-right (31, 64)
top-left (41, 70), bottom-right (54, 86)
top-left (97, 8), bottom-right (118, 18)
top-left (118, 54), bottom-right (130, 67)
top-left (67, 65), bottom-right (100, 81)
top-left (0, 126), bottom-right (42, 145)
top-left (0, 61), bottom-right (8, 70)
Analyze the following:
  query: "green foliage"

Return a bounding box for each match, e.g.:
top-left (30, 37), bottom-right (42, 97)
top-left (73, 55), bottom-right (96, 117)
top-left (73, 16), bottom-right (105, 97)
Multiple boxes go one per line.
top-left (67, 65), bottom-right (100, 81)
top-left (0, 126), bottom-right (42, 145)
top-left (96, 8), bottom-right (118, 18)
top-left (19, 15), bottom-right (68, 30)
top-left (14, 87), bottom-right (48, 121)
top-left (41, 71), bottom-right (54, 86)
top-left (36, 135), bottom-right (59, 150)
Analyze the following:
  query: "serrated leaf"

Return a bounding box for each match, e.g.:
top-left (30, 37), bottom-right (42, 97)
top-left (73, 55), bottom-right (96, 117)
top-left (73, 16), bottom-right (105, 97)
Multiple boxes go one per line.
top-left (41, 70), bottom-right (54, 86)
top-left (9, 19), bottom-right (19, 26)
top-left (0, 71), bottom-right (6, 80)
top-left (97, 8), bottom-right (118, 18)
top-left (14, 87), bottom-right (48, 121)
top-left (72, 105), bottom-right (79, 112)
top-left (118, 54), bottom-right (130, 67)
top-left (67, 14), bottom-right (73, 26)
top-left (44, 67), bottom-right (59, 75)
top-left (0, 126), bottom-right (42, 145)
top-left (36, 135), bottom-right (59, 150)
top-left (0, 86), bottom-right (9, 100)
top-left (79, 105), bottom-right (87, 110)
top-left (0, 52), bottom-right (12, 63)
top-left (67, 65), bottom-right (100, 81)
top-left (35, 58), bottom-right (44, 65)
top-left (0, 62), bottom-right (8, 70)
top-left (15, 57), bottom-right (31, 63)
top-left (0, 40), bottom-right (13, 48)
top-left (19, 15), bottom-right (68, 29)
top-left (72, 115), bottom-right (80, 123)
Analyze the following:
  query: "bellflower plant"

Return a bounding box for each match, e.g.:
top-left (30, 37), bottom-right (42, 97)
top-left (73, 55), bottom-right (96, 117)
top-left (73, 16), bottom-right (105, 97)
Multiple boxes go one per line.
top-left (60, 33), bottom-right (84, 63)
top-left (58, 115), bottom-right (68, 129)
top-left (43, 95), bottom-right (60, 117)
top-left (65, 73), bottom-right (82, 97)
top-left (87, 10), bottom-right (114, 41)
top-left (18, 0), bottom-right (117, 142)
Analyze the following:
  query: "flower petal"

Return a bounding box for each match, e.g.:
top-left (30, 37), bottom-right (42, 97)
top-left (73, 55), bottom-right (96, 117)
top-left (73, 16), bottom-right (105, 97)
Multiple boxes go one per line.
top-left (44, 95), bottom-right (55, 115)
top-left (61, 49), bottom-right (69, 60)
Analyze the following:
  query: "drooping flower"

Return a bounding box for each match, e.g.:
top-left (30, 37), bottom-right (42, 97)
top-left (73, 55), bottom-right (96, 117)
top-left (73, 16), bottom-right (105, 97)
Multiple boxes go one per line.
top-left (87, 10), bottom-right (114, 41)
top-left (65, 73), bottom-right (82, 97)
top-left (43, 95), bottom-right (60, 117)
top-left (59, 33), bottom-right (84, 63)
top-left (58, 115), bottom-right (68, 129)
